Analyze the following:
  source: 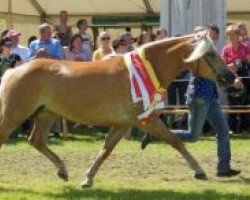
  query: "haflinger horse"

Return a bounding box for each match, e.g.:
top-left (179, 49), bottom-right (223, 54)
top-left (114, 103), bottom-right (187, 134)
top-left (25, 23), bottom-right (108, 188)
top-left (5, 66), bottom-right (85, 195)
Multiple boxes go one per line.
top-left (0, 32), bottom-right (234, 187)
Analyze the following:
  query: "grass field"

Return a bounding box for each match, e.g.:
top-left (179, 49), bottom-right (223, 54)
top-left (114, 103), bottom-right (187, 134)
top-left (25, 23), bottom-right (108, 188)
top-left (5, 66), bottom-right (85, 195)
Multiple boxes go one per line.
top-left (0, 131), bottom-right (250, 200)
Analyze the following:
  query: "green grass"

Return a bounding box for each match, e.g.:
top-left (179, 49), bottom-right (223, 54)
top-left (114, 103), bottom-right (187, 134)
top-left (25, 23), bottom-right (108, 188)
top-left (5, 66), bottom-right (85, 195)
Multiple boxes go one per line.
top-left (0, 133), bottom-right (250, 200)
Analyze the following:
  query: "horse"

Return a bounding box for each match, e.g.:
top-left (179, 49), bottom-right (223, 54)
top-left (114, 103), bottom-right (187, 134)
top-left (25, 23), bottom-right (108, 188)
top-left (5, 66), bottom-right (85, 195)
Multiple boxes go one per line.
top-left (0, 33), bottom-right (235, 188)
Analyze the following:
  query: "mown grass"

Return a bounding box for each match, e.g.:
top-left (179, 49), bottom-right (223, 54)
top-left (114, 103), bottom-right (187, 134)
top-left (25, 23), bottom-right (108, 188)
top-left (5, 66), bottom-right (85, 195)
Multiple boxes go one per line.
top-left (0, 132), bottom-right (250, 200)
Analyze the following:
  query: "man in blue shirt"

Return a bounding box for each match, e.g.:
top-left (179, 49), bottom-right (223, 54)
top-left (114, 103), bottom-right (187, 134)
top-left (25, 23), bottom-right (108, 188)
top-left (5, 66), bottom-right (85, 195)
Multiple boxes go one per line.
top-left (29, 23), bottom-right (64, 139)
top-left (142, 25), bottom-right (241, 178)
top-left (29, 23), bottom-right (63, 60)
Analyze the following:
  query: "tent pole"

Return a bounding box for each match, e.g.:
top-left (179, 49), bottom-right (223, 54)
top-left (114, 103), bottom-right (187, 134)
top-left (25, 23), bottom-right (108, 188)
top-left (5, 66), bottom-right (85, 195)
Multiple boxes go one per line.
top-left (7, 0), bottom-right (13, 28)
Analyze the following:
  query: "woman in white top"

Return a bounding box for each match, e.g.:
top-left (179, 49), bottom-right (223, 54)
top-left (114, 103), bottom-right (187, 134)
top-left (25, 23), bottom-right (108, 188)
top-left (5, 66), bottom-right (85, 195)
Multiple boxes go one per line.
top-left (76, 19), bottom-right (93, 54)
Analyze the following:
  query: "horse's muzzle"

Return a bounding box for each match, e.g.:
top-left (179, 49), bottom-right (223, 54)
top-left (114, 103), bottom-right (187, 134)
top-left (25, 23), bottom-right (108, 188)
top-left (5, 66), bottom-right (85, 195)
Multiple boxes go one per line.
top-left (219, 68), bottom-right (236, 86)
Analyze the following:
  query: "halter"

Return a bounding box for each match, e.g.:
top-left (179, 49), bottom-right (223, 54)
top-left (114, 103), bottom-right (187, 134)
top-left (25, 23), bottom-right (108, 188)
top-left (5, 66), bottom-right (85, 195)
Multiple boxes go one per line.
top-left (203, 54), bottom-right (227, 85)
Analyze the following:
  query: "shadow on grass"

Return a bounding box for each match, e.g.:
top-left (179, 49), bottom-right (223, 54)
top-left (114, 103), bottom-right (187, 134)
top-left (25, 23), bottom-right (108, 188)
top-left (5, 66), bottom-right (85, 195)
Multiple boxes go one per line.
top-left (4, 132), bottom-right (106, 146)
top-left (4, 131), bottom-right (250, 147)
top-left (0, 186), bottom-right (250, 200)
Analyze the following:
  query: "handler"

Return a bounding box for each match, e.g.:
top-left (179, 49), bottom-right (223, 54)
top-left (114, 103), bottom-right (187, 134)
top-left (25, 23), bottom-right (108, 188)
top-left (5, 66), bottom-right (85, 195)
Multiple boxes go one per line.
top-left (142, 25), bottom-right (241, 177)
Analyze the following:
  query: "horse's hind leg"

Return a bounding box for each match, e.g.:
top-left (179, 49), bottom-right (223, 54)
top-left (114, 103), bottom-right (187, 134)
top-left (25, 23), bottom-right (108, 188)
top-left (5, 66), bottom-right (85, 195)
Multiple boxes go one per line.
top-left (82, 126), bottom-right (128, 188)
top-left (28, 111), bottom-right (68, 181)
top-left (0, 110), bottom-right (32, 147)
top-left (138, 117), bottom-right (207, 179)
top-left (0, 120), bottom-right (17, 147)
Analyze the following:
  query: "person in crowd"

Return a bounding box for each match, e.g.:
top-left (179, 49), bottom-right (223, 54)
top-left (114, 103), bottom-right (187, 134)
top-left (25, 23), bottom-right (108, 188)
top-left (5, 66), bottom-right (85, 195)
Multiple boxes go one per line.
top-left (29, 23), bottom-right (64, 60)
top-left (76, 19), bottom-right (93, 54)
top-left (137, 31), bottom-right (152, 46)
top-left (0, 29), bottom-right (9, 40)
top-left (0, 37), bottom-right (21, 76)
top-left (28, 35), bottom-right (37, 47)
top-left (142, 25), bottom-right (242, 178)
top-left (29, 23), bottom-right (64, 139)
top-left (93, 31), bottom-right (113, 61)
top-left (0, 36), bottom-right (22, 138)
top-left (123, 30), bottom-right (134, 52)
top-left (221, 24), bottom-right (250, 132)
top-left (237, 22), bottom-right (250, 48)
top-left (4, 29), bottom-right (29, 62)
top-left (237, 22), bottom-right (250, 114)
top-left (52, 31), bottom-right (60, 41)
top-left (155, 27), bottom-right (168, 40)
top-left (112, 35), bottom-right (129, 55)
top-left (54, 10), bottom-right (72, 47)
top-left (64, 33), bottom-right (92, 61)
top-left (63, 33), bottom-right (92, 135)
top-left (102, 35), bottom-right (128, 60)
top-left (166, 70), bottom-right (190, 128)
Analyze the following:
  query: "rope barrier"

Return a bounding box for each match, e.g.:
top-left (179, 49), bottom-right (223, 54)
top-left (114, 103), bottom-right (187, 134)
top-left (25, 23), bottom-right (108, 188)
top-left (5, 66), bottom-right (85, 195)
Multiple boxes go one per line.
top-left (164, 105), bottom-right (250, 109)
top-left (164, 76), bottom-right (250, 114)
top-left (162, 105), bottom-right (250, 114)
top-left (161, 109), bottom-right (250, 114)
top-left (172, 76), bottom-right (250, 82)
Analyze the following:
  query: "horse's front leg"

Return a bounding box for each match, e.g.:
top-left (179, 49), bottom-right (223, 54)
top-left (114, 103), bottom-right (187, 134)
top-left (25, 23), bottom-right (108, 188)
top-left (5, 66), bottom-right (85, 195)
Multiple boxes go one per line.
top-left (138, 116), bottom-right (207, 179)
top-left (82, 126), bottom-right (128, 188)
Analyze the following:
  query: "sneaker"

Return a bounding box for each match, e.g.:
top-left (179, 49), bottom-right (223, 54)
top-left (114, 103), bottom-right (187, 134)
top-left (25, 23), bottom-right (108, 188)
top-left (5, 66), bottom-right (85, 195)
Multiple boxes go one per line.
top-left (141, 134), bottom-right (152, 150)
top-left (217, 169), bottom-right (241, 177)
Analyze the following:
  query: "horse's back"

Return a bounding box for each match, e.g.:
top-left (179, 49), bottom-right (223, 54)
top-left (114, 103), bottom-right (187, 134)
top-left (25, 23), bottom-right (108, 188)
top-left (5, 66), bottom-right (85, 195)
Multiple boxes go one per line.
top-left (0, 58), bottom-right (134, 126)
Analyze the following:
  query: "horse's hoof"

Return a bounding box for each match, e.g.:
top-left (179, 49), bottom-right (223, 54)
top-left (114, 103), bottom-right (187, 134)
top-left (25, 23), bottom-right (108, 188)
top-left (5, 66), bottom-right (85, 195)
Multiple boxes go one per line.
top-left (81, 179), bottom-right (93, 189)
top-left (194, 172), bottom-right (208, 180)
top-left (57, 170), bottom-right (68, 181)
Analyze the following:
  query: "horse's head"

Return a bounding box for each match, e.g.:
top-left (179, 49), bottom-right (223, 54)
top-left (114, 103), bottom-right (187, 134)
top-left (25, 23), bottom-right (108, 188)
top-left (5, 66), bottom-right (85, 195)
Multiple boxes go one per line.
top-left (143, 33), bottom-right (235, 88)
top-left (184, 33), bottom-right (235, 86)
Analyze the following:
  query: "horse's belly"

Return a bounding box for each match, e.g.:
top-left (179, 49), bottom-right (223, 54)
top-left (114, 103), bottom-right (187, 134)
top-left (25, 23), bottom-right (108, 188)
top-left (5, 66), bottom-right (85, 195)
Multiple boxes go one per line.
top-left (46, 89), bottom-right (134, 126)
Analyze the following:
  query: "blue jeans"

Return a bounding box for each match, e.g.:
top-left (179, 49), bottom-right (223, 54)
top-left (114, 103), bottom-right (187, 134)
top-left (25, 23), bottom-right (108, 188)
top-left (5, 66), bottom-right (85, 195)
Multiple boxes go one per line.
top-left (172, 97), bottom-right (231, 172)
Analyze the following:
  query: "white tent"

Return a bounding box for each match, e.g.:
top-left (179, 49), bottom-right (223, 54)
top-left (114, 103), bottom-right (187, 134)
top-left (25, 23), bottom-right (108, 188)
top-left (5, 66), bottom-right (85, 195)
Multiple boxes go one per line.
top-left (0, 0), bottom-right (249, 46)
top-left (0, 0), bottom-right (161, 46)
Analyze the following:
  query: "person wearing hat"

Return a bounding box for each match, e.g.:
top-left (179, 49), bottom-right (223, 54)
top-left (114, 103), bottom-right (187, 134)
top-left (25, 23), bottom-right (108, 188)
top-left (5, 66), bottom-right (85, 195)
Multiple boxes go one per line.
top-left (29, 23), bottom-right (64, 60)
top-left (0, 36), bottom-right (21, 76)
top-left (4, 29), bottom-right (29, 62)
top-left (0, 36), bottom-right (22, 138)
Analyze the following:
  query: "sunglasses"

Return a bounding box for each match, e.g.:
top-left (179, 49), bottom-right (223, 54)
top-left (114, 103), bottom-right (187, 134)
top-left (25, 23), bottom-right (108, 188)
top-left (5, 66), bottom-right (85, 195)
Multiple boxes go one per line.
top-left (101, 37), bottom-right (110, 41)
top-left (82, 38), bottom-right (90, 42)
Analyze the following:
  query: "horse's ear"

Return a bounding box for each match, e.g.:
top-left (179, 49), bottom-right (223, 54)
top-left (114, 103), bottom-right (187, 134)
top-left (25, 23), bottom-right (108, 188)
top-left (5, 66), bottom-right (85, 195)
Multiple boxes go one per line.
top-left (184, 34), bottom-right (212, 63)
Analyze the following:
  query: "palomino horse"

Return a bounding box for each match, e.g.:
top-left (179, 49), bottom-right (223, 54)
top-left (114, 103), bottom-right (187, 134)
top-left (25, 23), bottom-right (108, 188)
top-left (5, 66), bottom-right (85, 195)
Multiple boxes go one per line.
top-left (0, 33), bottom-right (234, 187)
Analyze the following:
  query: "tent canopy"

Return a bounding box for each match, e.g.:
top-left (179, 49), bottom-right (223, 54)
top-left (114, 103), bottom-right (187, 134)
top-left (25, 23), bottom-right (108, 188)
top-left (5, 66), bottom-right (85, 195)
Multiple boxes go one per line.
top-left (0, 0), bottom-right (249, 46)
top-left (1, 0), bottom-right (249, 18)
top-left (0, 0), bottom-right (160, 17)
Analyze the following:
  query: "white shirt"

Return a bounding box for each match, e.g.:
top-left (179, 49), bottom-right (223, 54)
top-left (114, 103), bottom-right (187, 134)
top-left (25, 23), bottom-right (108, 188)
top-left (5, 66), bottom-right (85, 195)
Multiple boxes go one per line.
top-left (12, 45), bottom-right (30, 62)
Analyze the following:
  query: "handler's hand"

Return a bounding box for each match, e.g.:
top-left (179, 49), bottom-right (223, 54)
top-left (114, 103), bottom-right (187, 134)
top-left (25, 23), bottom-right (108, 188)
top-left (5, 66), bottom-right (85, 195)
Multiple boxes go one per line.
top-left (233, 78), bottom-right (243, 89)
top-left (35, 48), bottom-right (48, 58)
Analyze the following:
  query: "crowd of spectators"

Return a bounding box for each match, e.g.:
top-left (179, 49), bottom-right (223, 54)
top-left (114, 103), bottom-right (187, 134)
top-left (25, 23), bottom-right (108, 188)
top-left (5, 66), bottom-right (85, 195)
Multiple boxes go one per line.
top-left (1, 10), bottom-right (250, 139)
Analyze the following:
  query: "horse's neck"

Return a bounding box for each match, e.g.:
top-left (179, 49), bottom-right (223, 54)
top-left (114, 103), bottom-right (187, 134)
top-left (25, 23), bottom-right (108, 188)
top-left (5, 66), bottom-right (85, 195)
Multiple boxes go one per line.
top-left (145, 38), bottom-right (190, 88)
